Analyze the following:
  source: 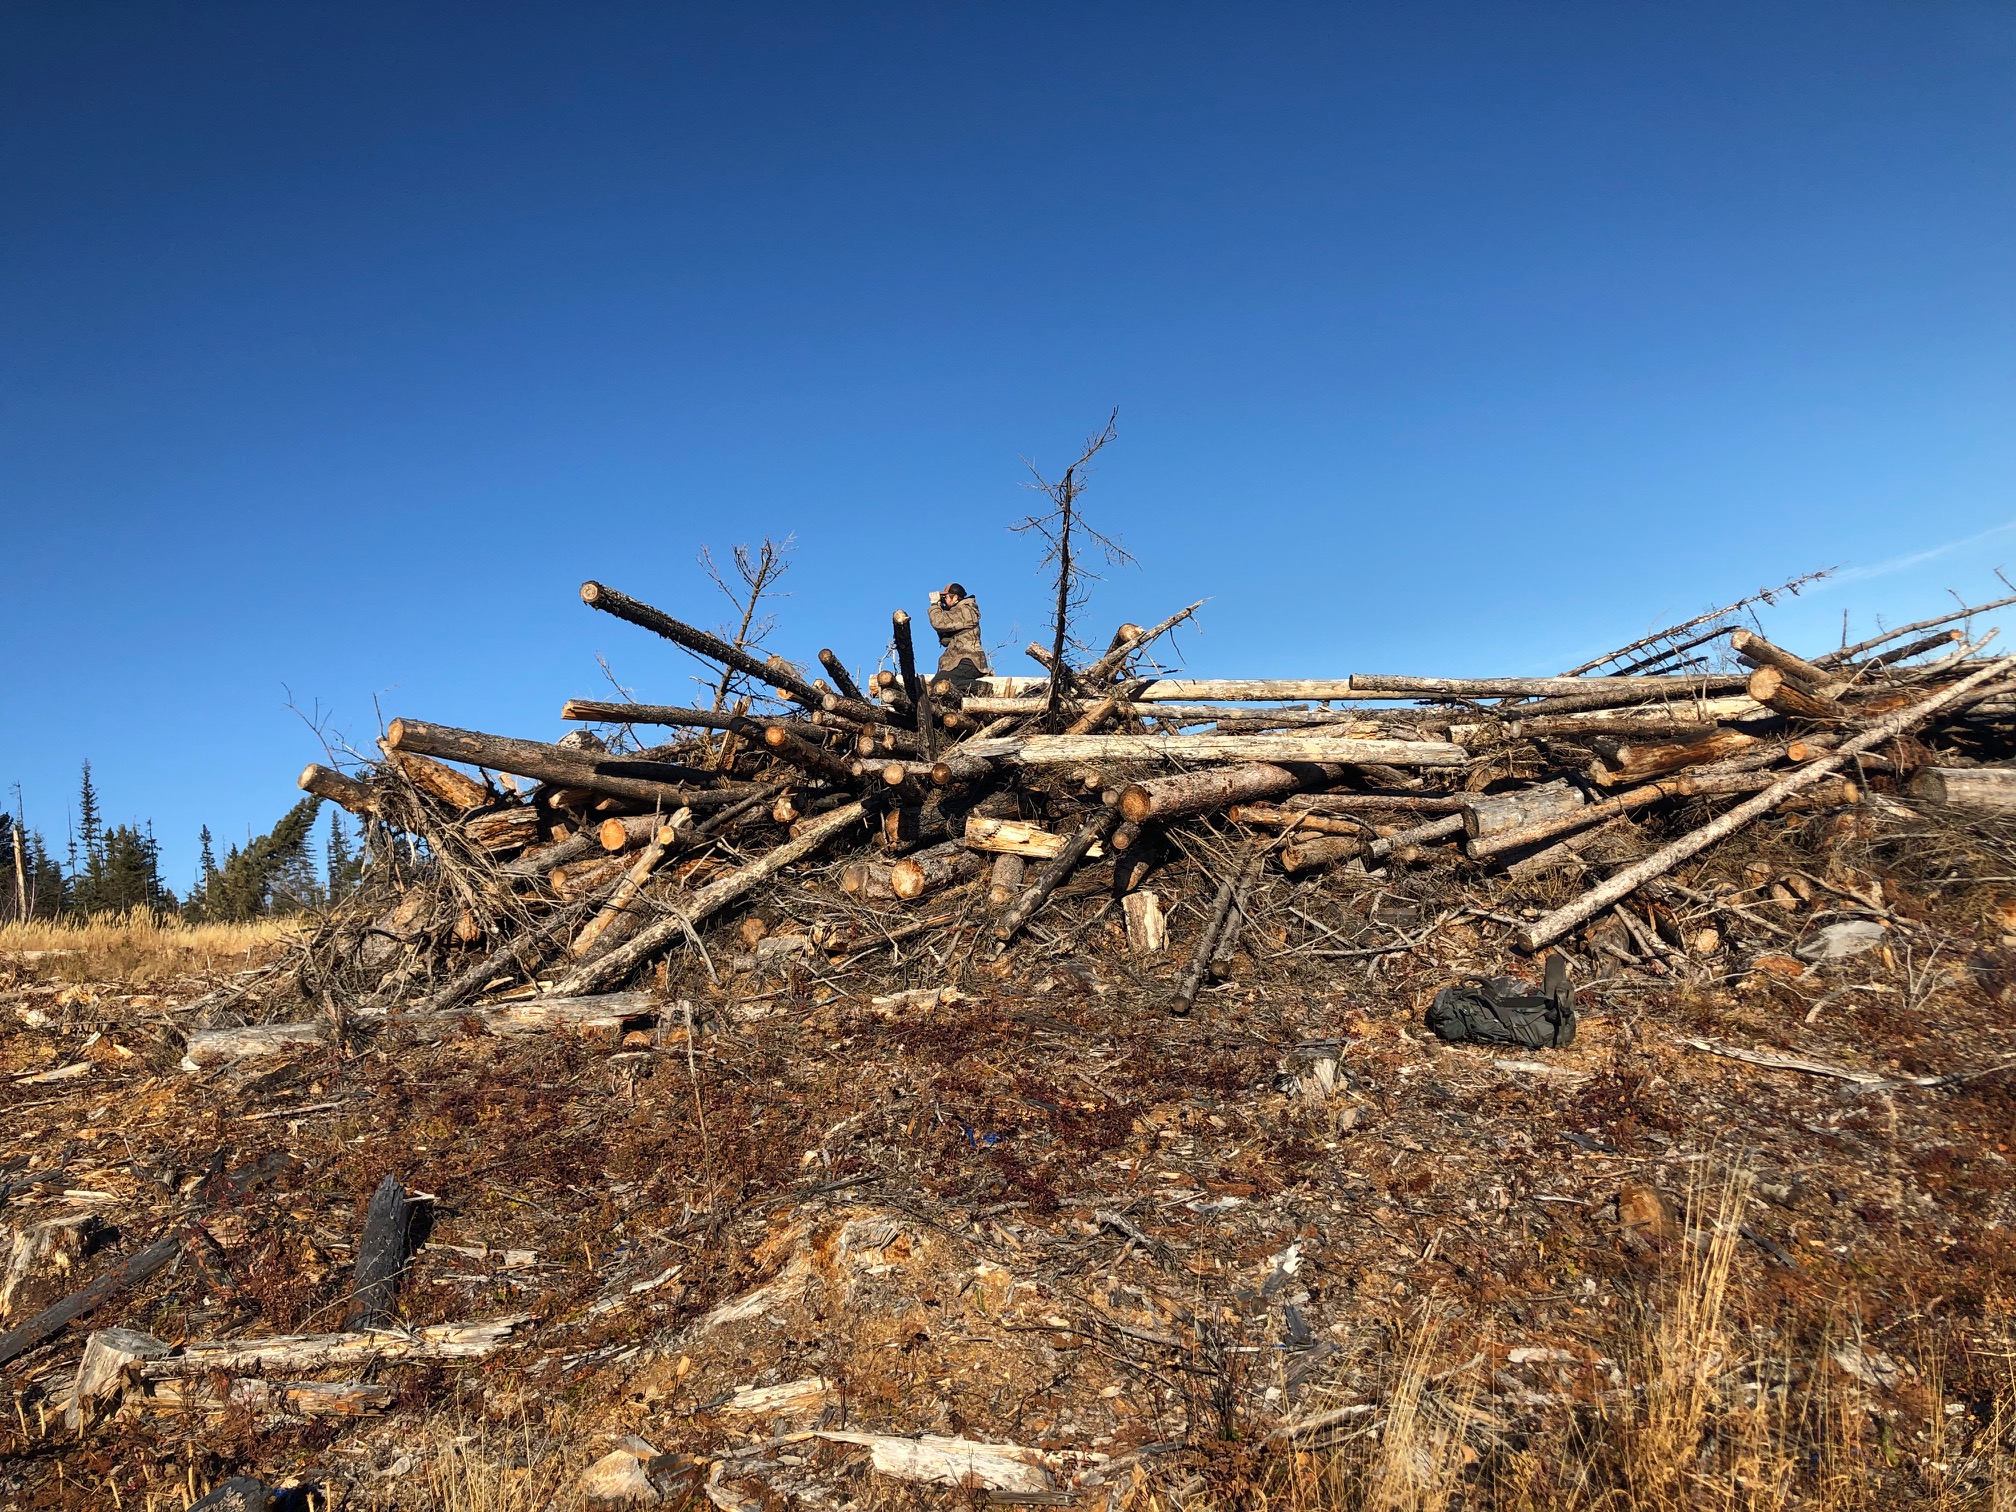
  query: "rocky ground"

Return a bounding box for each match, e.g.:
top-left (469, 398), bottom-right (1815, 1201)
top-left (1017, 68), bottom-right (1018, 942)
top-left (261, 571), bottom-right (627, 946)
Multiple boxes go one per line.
top-left (4, 798), bottom-right (2016, 1510)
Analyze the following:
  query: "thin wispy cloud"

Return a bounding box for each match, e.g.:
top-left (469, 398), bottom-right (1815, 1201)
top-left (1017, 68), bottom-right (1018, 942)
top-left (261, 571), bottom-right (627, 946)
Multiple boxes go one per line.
top-left (1826, 518), bottom-right (2016, 587)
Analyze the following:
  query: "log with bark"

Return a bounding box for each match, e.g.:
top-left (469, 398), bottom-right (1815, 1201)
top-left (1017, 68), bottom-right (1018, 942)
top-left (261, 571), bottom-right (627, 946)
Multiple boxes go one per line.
top-left (579, 580), bottom-right (826, 706)
top-left (1907, 765), bottom-right (2016, 809)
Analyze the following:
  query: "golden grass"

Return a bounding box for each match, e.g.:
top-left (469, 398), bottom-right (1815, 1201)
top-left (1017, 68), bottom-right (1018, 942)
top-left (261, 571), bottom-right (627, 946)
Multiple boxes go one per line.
top-left (0, 910), bottom-right (299, 986)
top-left (1201, 1171), bottom-right (2016, 1512)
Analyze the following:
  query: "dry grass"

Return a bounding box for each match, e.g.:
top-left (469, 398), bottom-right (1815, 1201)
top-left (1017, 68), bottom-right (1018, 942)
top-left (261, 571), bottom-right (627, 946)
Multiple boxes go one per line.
top-left (0, 910), bottom-right (297, 987)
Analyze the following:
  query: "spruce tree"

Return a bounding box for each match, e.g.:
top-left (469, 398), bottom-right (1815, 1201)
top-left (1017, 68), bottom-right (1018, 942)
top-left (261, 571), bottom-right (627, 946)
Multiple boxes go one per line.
top-left (205, 798), bottom-right (324, 921)
top-left (324, 810), bottom-right (360, 904)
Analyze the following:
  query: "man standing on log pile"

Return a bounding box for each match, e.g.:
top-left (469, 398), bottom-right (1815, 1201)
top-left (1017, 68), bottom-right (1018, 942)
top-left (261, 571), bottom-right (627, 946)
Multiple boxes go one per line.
top-left (928, 583), bottom-right (991, 690)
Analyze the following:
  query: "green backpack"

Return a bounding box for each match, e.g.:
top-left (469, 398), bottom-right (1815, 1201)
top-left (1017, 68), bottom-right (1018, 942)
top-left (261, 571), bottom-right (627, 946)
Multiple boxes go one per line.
top-left (1427, 956), bottom-right (1576, 1050)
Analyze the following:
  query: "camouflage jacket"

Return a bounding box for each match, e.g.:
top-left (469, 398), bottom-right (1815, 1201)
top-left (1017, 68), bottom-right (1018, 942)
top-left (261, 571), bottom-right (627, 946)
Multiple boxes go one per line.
top-left (927, 597), bottom-right (991, 677)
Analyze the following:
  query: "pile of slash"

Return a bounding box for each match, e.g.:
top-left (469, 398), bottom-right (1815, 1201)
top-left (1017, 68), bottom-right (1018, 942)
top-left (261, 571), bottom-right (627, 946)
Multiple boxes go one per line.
top-left (6, 573), bottom-right (2016, 1510)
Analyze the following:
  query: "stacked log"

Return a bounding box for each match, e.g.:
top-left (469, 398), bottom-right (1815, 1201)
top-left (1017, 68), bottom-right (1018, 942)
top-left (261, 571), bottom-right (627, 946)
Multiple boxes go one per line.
top-left (289, 575), bottom-right (2016, 1014)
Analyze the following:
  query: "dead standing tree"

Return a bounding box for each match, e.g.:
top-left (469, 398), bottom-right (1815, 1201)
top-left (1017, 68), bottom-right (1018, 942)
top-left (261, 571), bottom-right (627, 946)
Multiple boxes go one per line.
top-left (1013, 412), bottom-right (1135, 731)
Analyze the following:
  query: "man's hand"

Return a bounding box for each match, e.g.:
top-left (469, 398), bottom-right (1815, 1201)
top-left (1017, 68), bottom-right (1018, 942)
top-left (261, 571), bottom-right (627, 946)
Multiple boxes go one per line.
top-left (929, 591), bottom-right (942, 607)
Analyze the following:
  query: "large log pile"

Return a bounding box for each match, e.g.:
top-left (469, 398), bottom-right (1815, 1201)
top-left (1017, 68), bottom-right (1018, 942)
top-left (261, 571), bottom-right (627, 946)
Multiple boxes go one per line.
top-left (287, 578), bottom-right (2016, 1017)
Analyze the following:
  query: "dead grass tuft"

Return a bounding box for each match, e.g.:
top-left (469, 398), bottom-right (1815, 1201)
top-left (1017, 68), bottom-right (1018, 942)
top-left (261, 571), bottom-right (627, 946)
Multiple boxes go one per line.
top-left (0, 910), bottom-right (296, 986)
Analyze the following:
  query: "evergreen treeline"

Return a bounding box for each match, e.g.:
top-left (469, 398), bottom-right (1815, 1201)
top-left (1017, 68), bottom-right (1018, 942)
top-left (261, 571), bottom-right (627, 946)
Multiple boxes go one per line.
top-left (0, 762), bottom-right (360, 923)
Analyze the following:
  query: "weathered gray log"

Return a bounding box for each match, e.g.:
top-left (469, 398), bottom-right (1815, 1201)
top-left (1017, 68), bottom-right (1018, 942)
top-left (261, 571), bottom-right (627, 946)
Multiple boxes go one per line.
top-left (579, 580), bottom-right (825, 706)
top-left (1468, 768), bottom-right (1776, 861)
top-left (0, 1232), bottom-right (185, 1369)
top-left (994, 808), bottom-right (1120, 942)
top-left (299, 764), bottom-right (377, 819)
top-left (180, 1021), bottom-right (324, 1069)
top-left (1005, 734), bottom-right (1463, 767)
top-left (1907, 766), bottom-right (2016, 809)
top-left (1173, 846), bottom-right (1266, 1014)
top-left (386, 719), bottom-right (715, 805)
top-left (135, 1315), bottom-right (528, 1380)
top-left (552, 801), bottom-right (870, 994)
top-left (345, 1176), bottom-right (419, 1331)
top-left (1817, 591), bottom-right (2016, 665)
top-left (1460, 781), bottom-right (1586, 840)
top-left (1517, 656), bottom-right (2016, 952)
top-left (1350, 674), bottom-right (1742, 699)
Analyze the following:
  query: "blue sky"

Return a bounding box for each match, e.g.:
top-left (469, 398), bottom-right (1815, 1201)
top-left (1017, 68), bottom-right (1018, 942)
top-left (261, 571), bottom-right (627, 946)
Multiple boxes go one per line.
top-left (4, 3), bottom-right (2012, 890)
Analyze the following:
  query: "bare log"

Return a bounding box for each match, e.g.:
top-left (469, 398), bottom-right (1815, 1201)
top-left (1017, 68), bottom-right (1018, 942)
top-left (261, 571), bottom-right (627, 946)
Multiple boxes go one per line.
top-left (1908, 766), bottom-right (2016, 809)
top-left (579, 581), bottom-right (825, 706)
top-left (299, 764), bottom-right (378, 819)
top-left (1122, 890), bottom-right (1167, 953)
top-left (963, 816), bottom-right (1105, 860)
top-left (1009, 734), bottom-right (1463, 769)
top-left (0, 1234), bottom-right (186, 1369)
top-left (1350, 673), bottom-right (1741, 699)
top-left (995, 808), bottom-right (1120, 942)
top-left (462, 807), bottom-right (542, 854)
top-left (1460, 782), bottom-right (1586, 839)
top-left (1468, 768), bottom-right (1776, 862)
top-left (1516, 656), bottom-right (2016, 952)
top-left (552, 801), bottom-right (870, 994)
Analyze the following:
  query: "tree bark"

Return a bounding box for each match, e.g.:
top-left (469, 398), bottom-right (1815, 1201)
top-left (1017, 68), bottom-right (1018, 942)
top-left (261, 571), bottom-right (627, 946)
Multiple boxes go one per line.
top-left (1172, 847), bottom-right (1265, 1014)
top-left (571, 825), bottom-right (677, 955)
top-left (817, 649), bottom-right (863, 701)
top-left (579, 581), bottom-right (825, 706)
top-left (1280, 834), bottom-right (1367, 874)
top-left (1350, 673), bottom-right (1743, 699)
top-left (382, 749), bottom-right (490, 811)
top-left (386, 719), bottom-right (717, 805)
top-left (1747, 667), bottom-right (1843, 721)
top-left (562, 700), bottom-right (754, 733)
top-left (891, 845), bottom-right (983, 901)
top-left (1120, 762), bottom-right (1352, 823)
top-left (893, 610), bottom-right (941, 758)
top-left (986, 852), bottom-right (1026, 908)
top-left (1590, 729), bottom-right (1761, 786)
top-left (761, 723), bottom-right (857, 783)
top-left (994, 807), bottom-right (1120, 942)
top-left (299, 764), bottom-right (378, 819)
top-left (1368, 813), bottom-right (1465, 859)
top-left (1729, 629), bottom-right (1836, 688)
top-left (551, 801), bottom-right (870, 994)
top-left (1515, 655), bottom-right (2016, 952)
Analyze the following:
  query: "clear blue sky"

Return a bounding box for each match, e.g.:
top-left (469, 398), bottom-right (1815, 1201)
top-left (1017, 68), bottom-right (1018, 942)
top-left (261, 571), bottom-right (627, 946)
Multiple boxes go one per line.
top-left (5, 3), bottom-right (2013, 891)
